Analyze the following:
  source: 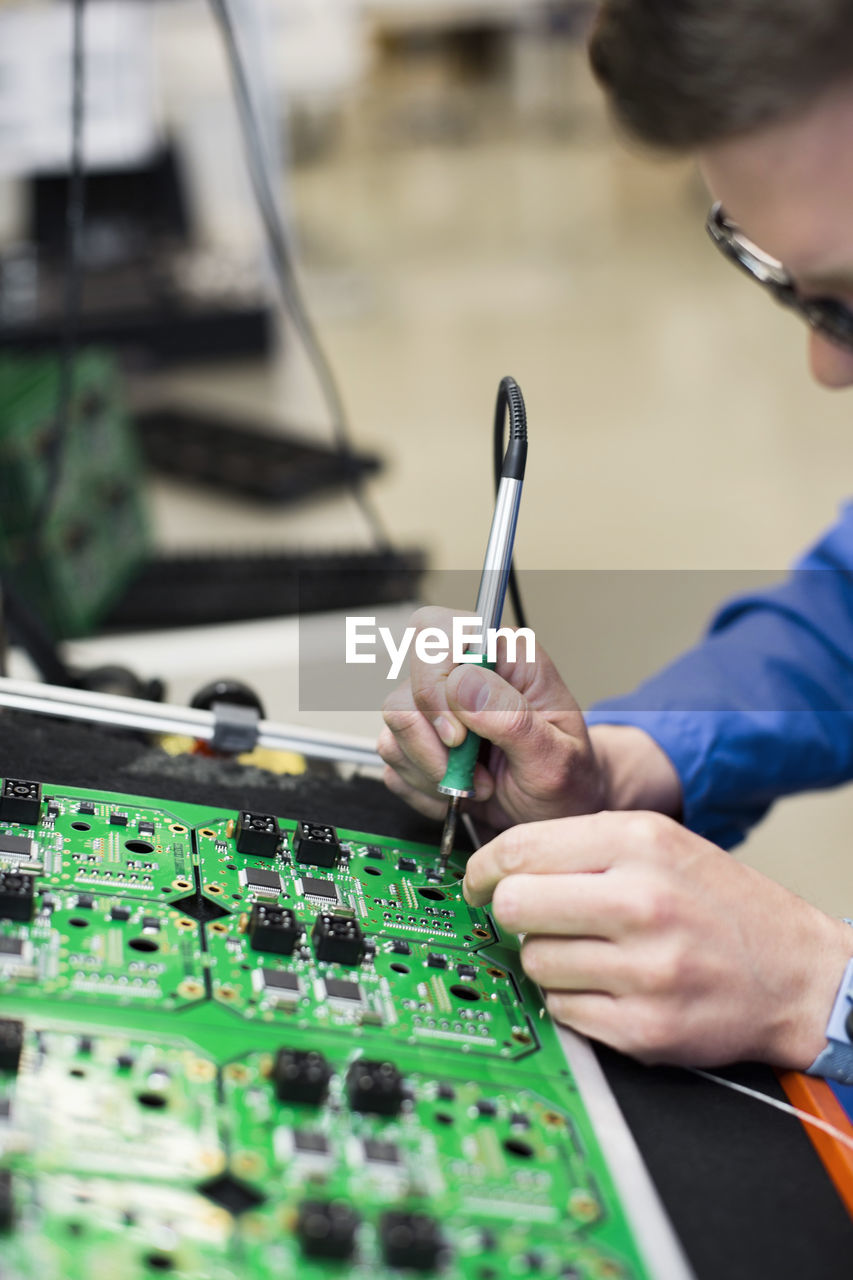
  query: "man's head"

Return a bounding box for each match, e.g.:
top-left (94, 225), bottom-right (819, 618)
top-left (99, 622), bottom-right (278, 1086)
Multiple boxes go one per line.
top-left (589, 1), bottom-right (853, 387)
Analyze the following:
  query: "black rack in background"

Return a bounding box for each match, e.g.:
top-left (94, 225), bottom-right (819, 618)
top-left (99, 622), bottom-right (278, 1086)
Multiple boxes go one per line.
top-left (135, 406), bottom-right (382, 504)
top-left (105, 547), bottom-right (425, 632)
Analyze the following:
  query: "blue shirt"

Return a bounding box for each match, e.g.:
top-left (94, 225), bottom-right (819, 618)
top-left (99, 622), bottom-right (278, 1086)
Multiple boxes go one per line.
top-left (585, 502), bottom-right (853, 850)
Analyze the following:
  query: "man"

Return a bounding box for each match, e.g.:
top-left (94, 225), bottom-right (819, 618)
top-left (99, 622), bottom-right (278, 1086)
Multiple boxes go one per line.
top-left (378, 0), bottom-right (853, 1082)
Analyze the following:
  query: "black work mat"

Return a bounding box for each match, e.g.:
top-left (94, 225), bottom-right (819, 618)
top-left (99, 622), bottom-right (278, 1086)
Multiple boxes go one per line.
top-left (0, 709), bottom-right (850, 1278)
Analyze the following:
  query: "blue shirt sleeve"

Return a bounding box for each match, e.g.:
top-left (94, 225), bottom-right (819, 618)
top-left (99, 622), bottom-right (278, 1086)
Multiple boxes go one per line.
top-left (585, 502), bottom-right (853, 849)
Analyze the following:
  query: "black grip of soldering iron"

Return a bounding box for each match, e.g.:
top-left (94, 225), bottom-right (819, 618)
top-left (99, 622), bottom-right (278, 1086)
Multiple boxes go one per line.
top-left (496, 375), bottom-right (528, 481)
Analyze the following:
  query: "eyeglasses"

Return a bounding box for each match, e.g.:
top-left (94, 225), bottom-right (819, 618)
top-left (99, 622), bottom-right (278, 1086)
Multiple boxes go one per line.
top-left (706, 201), bottom-right (853, 351)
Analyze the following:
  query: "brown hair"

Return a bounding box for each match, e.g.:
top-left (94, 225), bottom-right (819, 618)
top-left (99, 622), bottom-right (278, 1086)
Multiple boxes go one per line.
top-left (589, 0), bottom-right (853, 149)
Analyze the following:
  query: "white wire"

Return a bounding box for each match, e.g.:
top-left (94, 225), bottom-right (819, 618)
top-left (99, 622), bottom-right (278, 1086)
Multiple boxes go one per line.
top-left (690, 1067), bottom-right (853, 1155)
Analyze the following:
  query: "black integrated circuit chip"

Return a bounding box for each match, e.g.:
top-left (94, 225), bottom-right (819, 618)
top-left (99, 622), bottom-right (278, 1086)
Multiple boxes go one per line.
top-left (300, 877), bottom-right (339, 903)
top-left (0, 835), bottom-right (33, 859)
top-left (241, 866), bottom-right (282, 895)
top-left (363, 1138), bottom-right (401, 1164)
top-left (293, 1131), bottom-right (330, 1156)
top-left (0, 938), bottom-right (24, 957)
top-left (324, 978), bottom-right (362, 1003)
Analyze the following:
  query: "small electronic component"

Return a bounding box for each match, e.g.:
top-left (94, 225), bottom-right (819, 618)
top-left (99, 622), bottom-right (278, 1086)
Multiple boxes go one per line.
top-left (324, 977), bottom-right (363, 1004)
top-left (248, 904), bottom-right (298, 955)
top-left (390, 939), bottom-right (411, 956)
top-left (476, 1098), bottom-right (497, 1117)
top-left (0, 872), bottom-right (34, 922)
top-left (293, 821), bottom-right (341, 869)
top-left (235, 811), bottom-right (279, 858)
top-left (253, 968), bottom-right (301, 1005)
top-left (0, 1019), bottom-right (24, 1073)
top-left (77, 801), bottom-right (95, 815)
top-left (346, 1059), bottom-right (404, 1116)
top-left (0, 937), bottom-right (27, 970)
top-left (138, 821), bottom-right (155, 836)
top-left (396, 856), bottom-right (417, 873)
top-left (364, 845), bottom-right (384, 860)
top-left (457, 963), bottom-right (477, 979)
top-left (296, 1199), bottom-right (360, 1260)
top-left (427, 952), bottom-right (447, 969)
top-left (142, 916), bottom-right (160, 930)
top-left (76, 894), bottom-right (94, 909)
top-left (0, 779), bottom-right (41, 826)
top-left (109, 811), bottom-right (128, 826)
top-left (300, 877), bottom-right (339, 904)
top-left (239, 866), bottom-right (282, 897)
top-left (363, 1138), bottom-right (401, 1165)
top-left (292, 1130), bottom-right (330, 1157)
top-left (312, 914), bottom-right (365, 966)
top-left (379, 1210), bottom-right (444, 1271)
top-left (273, 1048), bottom-right (332, 1105)
top-left (437, 1082), bottom-right (456, 1101)
top-left (110, 905), bottom-right (131, 921)
top-left (0, 834), bottom-right (33, 860)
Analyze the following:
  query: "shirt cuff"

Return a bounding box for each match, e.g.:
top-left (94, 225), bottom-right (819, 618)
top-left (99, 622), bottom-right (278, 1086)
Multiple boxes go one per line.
top-left (806, 931), bottom-right (853, 1085)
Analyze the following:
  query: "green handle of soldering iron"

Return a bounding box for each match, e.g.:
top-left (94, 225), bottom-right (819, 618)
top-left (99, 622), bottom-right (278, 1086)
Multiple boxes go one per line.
top-left (439, 656), bottom-right (495, 795)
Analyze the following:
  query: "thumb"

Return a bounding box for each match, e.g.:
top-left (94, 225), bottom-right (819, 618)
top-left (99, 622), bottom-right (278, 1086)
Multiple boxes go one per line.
top-left (445, 663), bottom-right (564, 777)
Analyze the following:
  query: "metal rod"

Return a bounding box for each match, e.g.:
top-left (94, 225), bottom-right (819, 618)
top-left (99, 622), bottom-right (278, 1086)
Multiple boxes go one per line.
top-left (0, 677), bottom-right (383, 770)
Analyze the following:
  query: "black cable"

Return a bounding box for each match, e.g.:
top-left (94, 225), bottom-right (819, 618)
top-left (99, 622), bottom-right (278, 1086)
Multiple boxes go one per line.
top-left (206, 0), bottom-right (390, 549)
top-left (492, 375), bottom-right (529, 631)
top-left (38, 0), bottom-right (87, 535)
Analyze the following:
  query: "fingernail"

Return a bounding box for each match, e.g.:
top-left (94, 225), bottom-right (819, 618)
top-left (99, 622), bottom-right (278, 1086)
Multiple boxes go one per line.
top-left (455, 668), bottom-right (490, 713)
top-left (433, 715), bottom-right (459, 747)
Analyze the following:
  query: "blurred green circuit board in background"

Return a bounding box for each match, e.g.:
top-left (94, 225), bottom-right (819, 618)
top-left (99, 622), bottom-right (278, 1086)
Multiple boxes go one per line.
top-left (0, 778), bottom-right (652, 1280)
top-left (0, 350), bottom-right (149, 637)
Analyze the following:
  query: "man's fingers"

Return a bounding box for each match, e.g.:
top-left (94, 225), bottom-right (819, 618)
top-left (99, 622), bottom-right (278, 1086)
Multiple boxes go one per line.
top-left (382, 767), bottom-right (447, 821)
top-left (543, 991), bottom-right (622, 1044)
top-left (381, 684), bottom-right (449, 783)
top-left (521, 935), bottom-right (626, 993)
top-left (491, 873), bottom-right (626, 938)
top-left (463, 812), bottom-right (626, 905)
top-left (408, 606), bottom-right (473, 746)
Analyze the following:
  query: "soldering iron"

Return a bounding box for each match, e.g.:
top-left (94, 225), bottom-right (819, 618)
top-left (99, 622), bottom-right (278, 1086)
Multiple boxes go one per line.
top-left (434, 376), bottom-right (528, 880)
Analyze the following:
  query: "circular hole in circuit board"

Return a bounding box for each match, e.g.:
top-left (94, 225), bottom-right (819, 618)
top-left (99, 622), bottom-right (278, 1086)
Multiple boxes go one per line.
top-left (417, 886), bottom-right (445, 901)
top-left (199, 829), bottom-right (216, 838)
top-left (128, 937), bottom-right (159, 953)
top-left (486, 968), bottom-right (504, 979)
top-left (170, 825), bottom-right (187, 834)
top-left (145, 1253), bottom-right (174, 1270)
top-left (390, 962), bottom-right (410, 975)
top-left (125, 840), bottom-right (154, 855)
top-left (71, 821), bottom-right (91, 831)
top-left (68, 917), bottom-right (90, 928)
top-left (136, 1092), bottom-right (168, 1110)
top-left (472, 927), bottom-right (490, 939)
top-left (363, 866), bottom-right (382, 877)
top-left (435, 1112), bottom-right (454, 1125)
top-left (511, 1030), bottom-right (532, 1046)
top-left (503, 1137), bottom-right (535, 1160)
top-left (449, 984), bottom-right (480, 1002)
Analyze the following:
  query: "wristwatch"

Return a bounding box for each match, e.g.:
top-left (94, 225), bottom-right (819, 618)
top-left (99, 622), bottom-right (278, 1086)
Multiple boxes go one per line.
top-left (807, 932), bottom-right (853, 1086)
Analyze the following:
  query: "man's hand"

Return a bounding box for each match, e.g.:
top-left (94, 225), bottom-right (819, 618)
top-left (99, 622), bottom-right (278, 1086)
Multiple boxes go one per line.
top-left (378, 606), bottom-right (680, 831)
top-left (463, 810), bottom-right (853, 1070)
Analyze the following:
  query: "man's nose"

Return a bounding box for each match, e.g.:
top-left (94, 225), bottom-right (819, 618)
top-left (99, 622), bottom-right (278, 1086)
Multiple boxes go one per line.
top-left (808, 331), bottom-right (853, 387)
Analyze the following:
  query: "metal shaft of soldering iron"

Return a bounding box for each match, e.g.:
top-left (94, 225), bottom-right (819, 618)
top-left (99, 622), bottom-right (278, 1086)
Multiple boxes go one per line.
top-left (436, 378), bottom-right (527, 878)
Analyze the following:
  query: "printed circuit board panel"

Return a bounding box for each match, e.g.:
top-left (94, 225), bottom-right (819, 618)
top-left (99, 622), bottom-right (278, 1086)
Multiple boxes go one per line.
top-left (0, 777), bottom-right (652, 1280)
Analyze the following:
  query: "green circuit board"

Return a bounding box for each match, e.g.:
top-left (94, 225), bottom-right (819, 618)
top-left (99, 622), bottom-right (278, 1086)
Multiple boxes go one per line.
top-left (0, 777), bottom-right (652, 1280)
